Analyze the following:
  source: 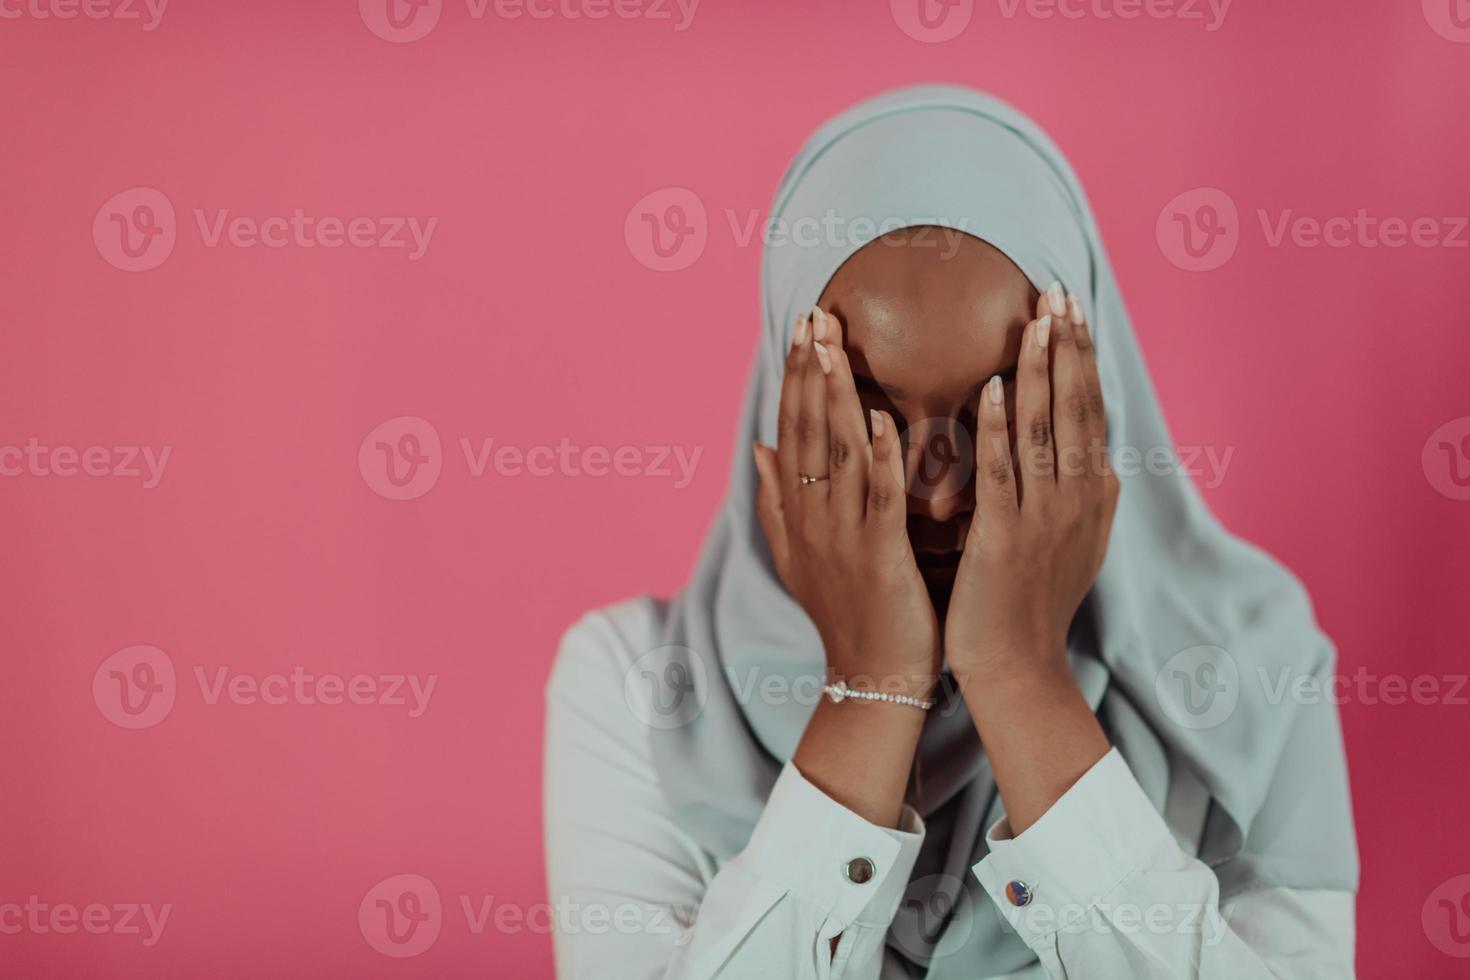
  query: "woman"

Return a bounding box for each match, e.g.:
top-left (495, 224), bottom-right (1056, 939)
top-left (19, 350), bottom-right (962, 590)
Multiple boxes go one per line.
top-left (544, 86), bottom-right (1358, 979)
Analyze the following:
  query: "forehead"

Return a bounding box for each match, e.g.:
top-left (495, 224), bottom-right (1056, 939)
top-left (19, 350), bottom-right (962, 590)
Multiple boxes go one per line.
top-left (817, 229), bottom-right (1035, 398)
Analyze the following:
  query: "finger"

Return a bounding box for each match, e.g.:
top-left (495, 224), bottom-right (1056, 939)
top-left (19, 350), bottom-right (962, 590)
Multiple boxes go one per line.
top-left (1037, 279), bottom-right (1067, 321)
top-left (865, 409), bottom-right (907, 539)
top-left (1049, 300), bottom-right (1096, 488)
top-left (820, 314), bottom-right (871, 528)
top-left (973, 374), bottom-right (1019, 536)
top-left (776, 311), bottom-right (812, 500)
top-left (1014, 315), bottom-right (1056, 505)
top-left (799, 307), bottom-right (832, 505)
top-left (1068, 292), bottom-right (1110, 470)
top-left (752, 441), bottom-right (790, 572)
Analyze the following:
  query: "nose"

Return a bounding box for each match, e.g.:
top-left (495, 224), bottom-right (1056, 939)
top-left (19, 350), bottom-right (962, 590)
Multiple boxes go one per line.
top-left (901, 419), bottom-right (975, 523)
top-left (907, 478), bottom-right (972, 522)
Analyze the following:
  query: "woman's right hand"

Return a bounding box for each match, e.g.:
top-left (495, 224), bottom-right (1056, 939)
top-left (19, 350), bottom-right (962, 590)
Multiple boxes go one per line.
top-left (752, 306), bottom-right (941, 698)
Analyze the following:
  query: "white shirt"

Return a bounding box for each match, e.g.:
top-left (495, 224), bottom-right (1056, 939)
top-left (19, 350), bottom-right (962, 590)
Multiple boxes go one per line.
top-left (544, 598), bottom-right (1356, 979)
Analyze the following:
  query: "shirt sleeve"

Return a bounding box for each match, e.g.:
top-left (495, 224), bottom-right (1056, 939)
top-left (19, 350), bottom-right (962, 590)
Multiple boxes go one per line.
top-left (543, 608), bottom-right (925, 980)
top-left (970, 748), bottom-right (1357, 979)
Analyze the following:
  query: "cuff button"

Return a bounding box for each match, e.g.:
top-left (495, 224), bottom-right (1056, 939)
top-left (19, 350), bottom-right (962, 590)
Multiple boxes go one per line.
top-left (1005, 880), bottom-right (1033, 907)
top-left (844, 857), bottom-right (876, 884)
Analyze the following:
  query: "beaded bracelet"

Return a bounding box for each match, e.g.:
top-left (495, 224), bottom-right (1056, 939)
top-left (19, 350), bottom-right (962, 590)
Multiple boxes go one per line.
top-left (821, 679), bottom-right (935, 711)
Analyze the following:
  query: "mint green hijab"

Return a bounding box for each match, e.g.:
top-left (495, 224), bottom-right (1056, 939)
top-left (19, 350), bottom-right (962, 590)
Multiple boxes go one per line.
top-left (652, 85), bottom-right (1357, 976)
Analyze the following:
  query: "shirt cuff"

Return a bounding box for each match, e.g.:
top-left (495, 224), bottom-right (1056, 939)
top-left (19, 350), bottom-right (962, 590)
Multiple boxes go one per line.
top-left (971, 748), bottom-right (1175, 949)
top-left (741, 760), bottom-right (926, 929)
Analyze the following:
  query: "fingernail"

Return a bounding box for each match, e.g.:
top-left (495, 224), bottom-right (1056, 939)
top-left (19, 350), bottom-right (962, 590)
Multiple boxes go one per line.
top-left (810, 306), bottom-right (828, 342)
top-left (1037, 315), bottom-right (1052, 350)
top-left (1048, 281), bottom-right (1066, 316)
top-left (813, 341), bottom-right (832, 374)
top-left (870, 409), bottom-right (884, 437)
top-left (988, 374), bottom-right (1003, 406)
top-left (794, 314), bottom-right (810, 347)
top-left (1068, 294), bottom-right (1084, 327)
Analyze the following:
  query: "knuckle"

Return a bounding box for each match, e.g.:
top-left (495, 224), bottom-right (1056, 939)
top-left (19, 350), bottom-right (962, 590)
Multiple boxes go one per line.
top-left (795, 415), bottom-right (823, 443)
top-left (980, 432), bottom-right (1010, 463)
top-left (776, 413), bottom-right (799, 444)
top-left (986, 456), bottom-right (1013, 486)
top-left (1066, 389), bottom-right (1090, 425)
top-left (1027, 414), bottom-right (1052, 448)
top-left (869, 481), bottom-right (898, 513)
top-left (829, 436), bottom-right (852, 470)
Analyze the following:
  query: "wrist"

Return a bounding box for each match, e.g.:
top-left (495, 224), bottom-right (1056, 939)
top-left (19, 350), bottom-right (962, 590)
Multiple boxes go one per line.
top-left (947, 636), bottom-right (1068, 688)
top-left (795, 696), bottom-right (925, 828)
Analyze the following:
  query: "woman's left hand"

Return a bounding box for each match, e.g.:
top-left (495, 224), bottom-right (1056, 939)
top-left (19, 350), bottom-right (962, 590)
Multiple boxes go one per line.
top-left (944, 288), bottom-right (1120, 685)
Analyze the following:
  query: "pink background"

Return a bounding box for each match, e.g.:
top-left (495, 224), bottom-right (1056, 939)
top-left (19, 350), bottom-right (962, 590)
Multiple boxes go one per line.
top-left (3, 0), bottom-right (1469, 976)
